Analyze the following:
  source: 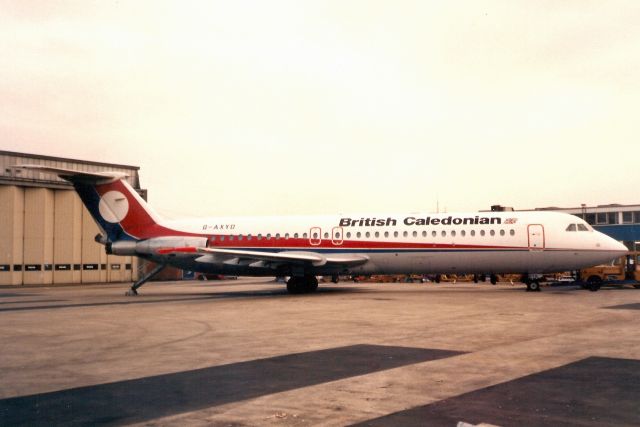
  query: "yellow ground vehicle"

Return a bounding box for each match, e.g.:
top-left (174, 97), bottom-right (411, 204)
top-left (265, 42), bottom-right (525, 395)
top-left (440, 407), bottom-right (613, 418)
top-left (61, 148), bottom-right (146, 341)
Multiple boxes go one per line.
top-left (579, 251), bottom-right (640, 290)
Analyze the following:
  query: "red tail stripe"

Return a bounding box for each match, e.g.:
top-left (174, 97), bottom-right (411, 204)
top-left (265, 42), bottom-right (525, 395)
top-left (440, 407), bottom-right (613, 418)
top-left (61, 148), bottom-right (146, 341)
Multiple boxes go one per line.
top-left (156, 247), bottom-right (199, 255)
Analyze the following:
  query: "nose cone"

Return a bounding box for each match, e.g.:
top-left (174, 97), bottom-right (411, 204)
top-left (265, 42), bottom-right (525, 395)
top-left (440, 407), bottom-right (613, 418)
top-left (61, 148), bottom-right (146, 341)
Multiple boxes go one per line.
top-left (601, 234), bottom-right (628, 255)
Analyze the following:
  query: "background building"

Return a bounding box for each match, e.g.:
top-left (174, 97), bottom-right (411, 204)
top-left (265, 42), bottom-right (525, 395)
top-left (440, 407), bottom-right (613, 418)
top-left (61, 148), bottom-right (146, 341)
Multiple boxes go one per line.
top-left (0, 150), bottom-right (143, 285)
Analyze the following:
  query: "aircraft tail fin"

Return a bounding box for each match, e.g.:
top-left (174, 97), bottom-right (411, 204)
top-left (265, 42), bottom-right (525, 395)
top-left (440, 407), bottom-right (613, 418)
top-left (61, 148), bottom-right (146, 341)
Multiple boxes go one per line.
top-left (15, 165), bottom-right (162, 242)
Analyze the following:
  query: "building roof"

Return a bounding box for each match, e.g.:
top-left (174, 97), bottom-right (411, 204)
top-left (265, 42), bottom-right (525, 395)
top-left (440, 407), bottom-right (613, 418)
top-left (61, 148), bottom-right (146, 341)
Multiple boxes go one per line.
top-left (0, 150), bottom-right (139, 170)
top-left (0, 150), bottom-right (143, 191)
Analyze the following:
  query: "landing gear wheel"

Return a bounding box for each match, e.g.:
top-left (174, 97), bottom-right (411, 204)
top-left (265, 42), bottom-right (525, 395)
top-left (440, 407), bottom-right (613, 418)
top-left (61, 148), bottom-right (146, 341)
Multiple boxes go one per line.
top-left (526, 280), bottom-right (541, 292)
top-left (307, 278), bottom-right (319, 292)
top-left (125, 289), bottom-right (138, 296)
top-left (490, 274), bottom-right (498, 285)
top-left (435, 274), bottom-right (441, 284)
top-left (286, 275), bottom-right (319, 294)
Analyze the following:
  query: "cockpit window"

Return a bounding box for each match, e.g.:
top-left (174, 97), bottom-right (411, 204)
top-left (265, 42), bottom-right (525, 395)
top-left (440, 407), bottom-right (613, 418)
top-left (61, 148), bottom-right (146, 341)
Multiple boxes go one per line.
top-left (567, 223), bottom-right (591, 232)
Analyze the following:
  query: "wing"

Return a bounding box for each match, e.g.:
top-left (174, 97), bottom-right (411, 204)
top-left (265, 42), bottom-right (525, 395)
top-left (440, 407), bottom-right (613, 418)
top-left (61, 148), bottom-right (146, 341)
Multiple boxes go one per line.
top-left (157, 246), bottom-right (369, 269)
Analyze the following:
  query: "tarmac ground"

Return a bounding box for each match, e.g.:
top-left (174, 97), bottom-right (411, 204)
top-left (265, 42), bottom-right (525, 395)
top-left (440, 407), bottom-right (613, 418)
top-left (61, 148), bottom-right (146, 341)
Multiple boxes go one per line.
top-left (0, 278), bottom-right (639, 426)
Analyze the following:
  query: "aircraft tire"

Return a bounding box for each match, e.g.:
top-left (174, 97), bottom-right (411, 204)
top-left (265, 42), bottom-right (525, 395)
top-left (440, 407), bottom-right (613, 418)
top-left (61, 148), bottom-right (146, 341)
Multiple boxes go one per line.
top-left (490, 274), bottom-right (498, 285)
top-left (287, 276), bottom-right (318, 294)
top-left (526, 280), bottom-right (541, 292)
top-left (304, 275), bottom-right (319, 292)
top-left (286, 277), bottom-right (303, 294)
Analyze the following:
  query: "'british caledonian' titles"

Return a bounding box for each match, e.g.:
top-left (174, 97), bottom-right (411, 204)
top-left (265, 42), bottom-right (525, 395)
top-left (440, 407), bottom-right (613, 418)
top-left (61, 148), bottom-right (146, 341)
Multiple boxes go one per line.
top-left (339, 216), bottom-right (502, 227)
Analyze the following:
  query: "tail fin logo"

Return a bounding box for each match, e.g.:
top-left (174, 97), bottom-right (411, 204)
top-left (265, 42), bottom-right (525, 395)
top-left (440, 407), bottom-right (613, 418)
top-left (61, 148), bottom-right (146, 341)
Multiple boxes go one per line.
top-left (98, 191), bottom-right (130, 223)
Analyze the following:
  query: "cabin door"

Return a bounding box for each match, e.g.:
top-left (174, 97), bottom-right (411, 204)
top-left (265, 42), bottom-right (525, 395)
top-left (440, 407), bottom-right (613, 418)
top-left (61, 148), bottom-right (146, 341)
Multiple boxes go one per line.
top-left (309, 227), bottom-right (322, 246)
top-left (527, 224), bottom-right (545, 251)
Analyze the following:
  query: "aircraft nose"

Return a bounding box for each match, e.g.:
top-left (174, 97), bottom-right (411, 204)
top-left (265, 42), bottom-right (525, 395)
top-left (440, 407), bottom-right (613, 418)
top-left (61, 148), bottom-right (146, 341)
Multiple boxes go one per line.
top-left (604, 235), bottom-right (628, 254)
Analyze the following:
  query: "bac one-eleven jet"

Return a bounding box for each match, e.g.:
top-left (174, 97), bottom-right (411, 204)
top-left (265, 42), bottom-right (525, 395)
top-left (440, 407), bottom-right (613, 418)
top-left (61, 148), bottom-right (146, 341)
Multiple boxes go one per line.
top-left (19, 165), bottom-right (627, 295)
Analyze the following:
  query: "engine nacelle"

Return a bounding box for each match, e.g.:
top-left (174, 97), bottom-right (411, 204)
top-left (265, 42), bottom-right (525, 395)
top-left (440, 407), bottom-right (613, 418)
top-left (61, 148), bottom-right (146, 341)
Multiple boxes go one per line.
top-left (135, 236), bottom-right (208, 255)
top-left (106, 240), bottom-right (138, 256)
top-left (106, 237), bottom-right (207, 256)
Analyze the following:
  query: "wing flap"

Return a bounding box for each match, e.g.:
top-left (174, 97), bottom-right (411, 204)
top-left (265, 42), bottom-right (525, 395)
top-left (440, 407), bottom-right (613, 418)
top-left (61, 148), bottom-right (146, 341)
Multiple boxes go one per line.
top-left (178, 246), bottom-right (369, 269)
top-left (197, 247), bottom-right (327, 266)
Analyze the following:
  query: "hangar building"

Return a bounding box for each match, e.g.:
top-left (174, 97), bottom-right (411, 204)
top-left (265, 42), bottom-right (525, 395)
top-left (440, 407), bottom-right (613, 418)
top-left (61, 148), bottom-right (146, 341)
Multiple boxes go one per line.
top-left (0, 151), bottom-right (142, 286)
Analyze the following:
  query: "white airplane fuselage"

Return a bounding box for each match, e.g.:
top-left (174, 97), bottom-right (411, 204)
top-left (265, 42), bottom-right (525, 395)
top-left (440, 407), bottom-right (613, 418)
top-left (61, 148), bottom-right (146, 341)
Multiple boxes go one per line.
top-left (150, 211), bottom-right (626, 277)
top-left (16, 165), bottom-right (628, 293)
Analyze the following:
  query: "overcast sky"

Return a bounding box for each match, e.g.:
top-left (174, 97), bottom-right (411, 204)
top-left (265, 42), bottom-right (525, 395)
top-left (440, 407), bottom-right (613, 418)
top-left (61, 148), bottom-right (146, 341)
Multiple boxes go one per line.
top-left (2, 1), bottom-right (639, 218)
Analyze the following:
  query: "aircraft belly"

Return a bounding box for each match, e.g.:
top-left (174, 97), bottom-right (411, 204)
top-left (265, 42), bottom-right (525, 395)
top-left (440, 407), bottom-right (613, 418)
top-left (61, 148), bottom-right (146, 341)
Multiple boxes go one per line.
top-left (147, 248), bottom-right (622, 278)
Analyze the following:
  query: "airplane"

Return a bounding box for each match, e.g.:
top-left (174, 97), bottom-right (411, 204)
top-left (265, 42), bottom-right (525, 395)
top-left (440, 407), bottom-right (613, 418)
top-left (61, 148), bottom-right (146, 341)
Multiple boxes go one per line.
top-left (17, 165), bottom-right (628, 295)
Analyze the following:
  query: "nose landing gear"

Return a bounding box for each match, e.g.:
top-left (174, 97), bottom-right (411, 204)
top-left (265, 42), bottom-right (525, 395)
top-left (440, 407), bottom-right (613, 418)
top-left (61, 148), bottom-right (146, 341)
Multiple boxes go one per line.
top-left (523, 275), bottom-right (542, 292)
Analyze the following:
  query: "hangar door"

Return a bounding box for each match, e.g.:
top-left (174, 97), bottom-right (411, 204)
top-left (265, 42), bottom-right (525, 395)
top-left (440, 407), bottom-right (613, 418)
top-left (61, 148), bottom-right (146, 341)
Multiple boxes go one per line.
top-left (527, 224), bottom-right (545, 251)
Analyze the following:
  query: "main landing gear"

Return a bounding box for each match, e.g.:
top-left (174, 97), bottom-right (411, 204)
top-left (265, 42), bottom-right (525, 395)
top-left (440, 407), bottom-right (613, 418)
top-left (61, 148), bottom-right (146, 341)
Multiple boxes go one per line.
top-left (286, 275), bottom-right (319, 294)
top-left (125, 263), bottom-right (166, 296)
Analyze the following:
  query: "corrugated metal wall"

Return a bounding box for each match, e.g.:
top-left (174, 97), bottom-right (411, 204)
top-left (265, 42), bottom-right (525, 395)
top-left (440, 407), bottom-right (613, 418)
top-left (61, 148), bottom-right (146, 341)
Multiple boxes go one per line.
top-left (0, 186), bottom-right (138, 286)
top-left (0, 151), bottom-right (142, 286)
